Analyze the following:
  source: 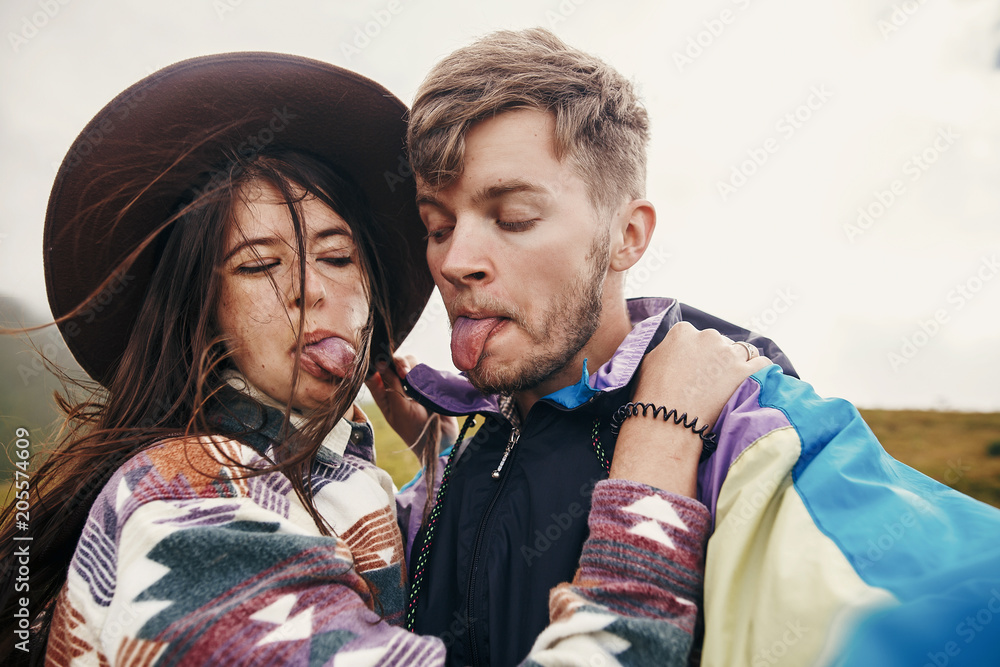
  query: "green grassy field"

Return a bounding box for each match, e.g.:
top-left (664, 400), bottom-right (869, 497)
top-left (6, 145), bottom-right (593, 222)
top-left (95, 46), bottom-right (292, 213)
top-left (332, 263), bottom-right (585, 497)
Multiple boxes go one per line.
top-left (367, 402), bottom-right (422, 488)
top-left (370, 406), bottom-right (1000, 509)
top-left (4, 407), bottom-right (999, 509)
top-left (858, 409), bottom-right (1000, 508)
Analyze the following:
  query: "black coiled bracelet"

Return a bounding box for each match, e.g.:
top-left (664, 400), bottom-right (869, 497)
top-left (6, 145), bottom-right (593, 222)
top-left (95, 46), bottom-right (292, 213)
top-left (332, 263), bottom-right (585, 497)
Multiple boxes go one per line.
top-left (610, 401), bottom-right (720, 462)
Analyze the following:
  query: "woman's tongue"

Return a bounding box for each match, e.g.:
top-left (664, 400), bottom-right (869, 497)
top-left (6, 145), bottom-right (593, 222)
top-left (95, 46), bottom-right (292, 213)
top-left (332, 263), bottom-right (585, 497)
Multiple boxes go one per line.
top-left (451, 316), bottom-right (503, 371)
top-left (302, 337), bottom-right (355, 377)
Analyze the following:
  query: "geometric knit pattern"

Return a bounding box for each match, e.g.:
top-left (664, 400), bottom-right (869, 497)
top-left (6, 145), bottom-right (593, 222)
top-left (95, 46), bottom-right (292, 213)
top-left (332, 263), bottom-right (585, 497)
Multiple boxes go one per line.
top-left (529, 482), bottom-right (709, 666)
top-left (45, 428), bottom-right (434, 666)
top-left (47, 410), bottom-right (711, 666)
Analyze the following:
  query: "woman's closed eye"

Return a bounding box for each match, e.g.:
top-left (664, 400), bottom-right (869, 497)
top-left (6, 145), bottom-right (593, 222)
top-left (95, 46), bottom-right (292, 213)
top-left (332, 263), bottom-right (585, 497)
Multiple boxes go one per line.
top-left (233, 250), bottom-right (353, 275)
top-left (235, 260), bottom-right (280, 275)
top-left (320, 255), bottom-right (353, 267)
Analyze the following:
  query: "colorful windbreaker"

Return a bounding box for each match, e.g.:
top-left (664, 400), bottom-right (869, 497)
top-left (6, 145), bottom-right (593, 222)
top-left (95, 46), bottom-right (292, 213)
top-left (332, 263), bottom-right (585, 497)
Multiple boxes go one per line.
top-left (700, 364), bottom-right (1000, 666)
top-left (42, 386), bottom-right (711, 666)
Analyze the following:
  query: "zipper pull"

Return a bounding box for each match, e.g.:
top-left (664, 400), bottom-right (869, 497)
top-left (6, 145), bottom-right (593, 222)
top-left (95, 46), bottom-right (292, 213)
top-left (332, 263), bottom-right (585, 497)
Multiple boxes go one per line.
top-left (492, 427), bottom-right (520, 479)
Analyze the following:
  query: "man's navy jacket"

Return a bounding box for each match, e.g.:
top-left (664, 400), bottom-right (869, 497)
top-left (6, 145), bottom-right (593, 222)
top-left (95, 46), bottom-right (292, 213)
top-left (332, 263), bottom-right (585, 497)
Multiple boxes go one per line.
top-left (399, 297), bottom-right (797, 666)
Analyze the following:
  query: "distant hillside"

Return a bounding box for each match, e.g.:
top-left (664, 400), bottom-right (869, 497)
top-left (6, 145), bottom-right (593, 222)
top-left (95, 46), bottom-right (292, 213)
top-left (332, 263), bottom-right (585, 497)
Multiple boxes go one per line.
top-left (0, 296), bottom-right (83, 481)
top-left (860, 409), bottom-right (1000, 508)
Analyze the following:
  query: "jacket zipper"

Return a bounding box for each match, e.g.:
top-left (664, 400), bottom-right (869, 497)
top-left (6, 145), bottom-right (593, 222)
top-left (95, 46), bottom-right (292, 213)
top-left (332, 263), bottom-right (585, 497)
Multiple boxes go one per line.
top-left (468, 423), bottom-right (520, 666)
top-left (491, 425), bottom-right (519, 479)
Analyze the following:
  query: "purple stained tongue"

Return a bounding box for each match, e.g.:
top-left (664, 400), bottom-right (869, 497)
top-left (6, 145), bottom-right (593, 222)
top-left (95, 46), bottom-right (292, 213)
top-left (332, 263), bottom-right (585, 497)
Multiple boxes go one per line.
top-left (302, 337), bottom-right (356, 377)
top-left (451, 316), bottom-right (502, 371)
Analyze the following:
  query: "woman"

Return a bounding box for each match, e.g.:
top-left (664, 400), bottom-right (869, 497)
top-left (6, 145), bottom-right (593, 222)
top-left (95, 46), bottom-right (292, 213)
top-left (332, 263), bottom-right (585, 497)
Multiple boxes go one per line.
top-left (0, 53), bottom-right (748, 666)
top-left (0, 52), bottom-right (438, 664)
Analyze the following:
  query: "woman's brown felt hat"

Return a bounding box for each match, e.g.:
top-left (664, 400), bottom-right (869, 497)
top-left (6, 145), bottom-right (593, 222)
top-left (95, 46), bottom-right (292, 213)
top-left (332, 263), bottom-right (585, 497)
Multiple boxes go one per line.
top-left (44, 51), bottom-right (432, 386)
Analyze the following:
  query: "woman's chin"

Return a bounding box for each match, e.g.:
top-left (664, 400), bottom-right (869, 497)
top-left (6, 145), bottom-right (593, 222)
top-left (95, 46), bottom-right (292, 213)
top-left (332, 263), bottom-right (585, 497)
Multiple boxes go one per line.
top-left (290, 382), bottom-right (343, 413)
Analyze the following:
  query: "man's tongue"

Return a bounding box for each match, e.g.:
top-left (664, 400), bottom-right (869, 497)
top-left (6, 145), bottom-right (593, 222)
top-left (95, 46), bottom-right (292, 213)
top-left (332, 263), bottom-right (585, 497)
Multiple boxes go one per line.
top-left (302, 337), bottom-right (355, 377)
top-left (451, 316), bottom-right (502, 371)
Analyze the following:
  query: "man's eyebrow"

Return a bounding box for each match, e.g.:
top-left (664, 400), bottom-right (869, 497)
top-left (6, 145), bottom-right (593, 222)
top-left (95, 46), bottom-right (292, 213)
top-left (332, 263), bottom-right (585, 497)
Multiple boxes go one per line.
top-left (416, 181), bottom-right (547, 209)
top-left (472, 181), bottom-right (546, 206)
top-left (416, 192), bottom-right (442, 208)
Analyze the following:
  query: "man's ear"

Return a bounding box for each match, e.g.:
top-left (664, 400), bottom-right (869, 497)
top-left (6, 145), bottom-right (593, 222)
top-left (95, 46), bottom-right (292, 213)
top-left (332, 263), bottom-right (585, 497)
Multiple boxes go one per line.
top-left (610, 199), bottom-right (655, 272)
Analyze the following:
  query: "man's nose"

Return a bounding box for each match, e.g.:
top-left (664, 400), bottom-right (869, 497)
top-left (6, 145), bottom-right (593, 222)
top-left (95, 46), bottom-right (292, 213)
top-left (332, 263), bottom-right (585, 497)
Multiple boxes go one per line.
top-left (436, 219), bottom-right (493, 288)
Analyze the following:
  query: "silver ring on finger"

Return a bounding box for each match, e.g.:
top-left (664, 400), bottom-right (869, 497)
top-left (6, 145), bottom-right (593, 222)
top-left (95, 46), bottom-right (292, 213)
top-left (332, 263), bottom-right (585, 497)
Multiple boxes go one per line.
top-left (734, 340), bottom-right (758, 362)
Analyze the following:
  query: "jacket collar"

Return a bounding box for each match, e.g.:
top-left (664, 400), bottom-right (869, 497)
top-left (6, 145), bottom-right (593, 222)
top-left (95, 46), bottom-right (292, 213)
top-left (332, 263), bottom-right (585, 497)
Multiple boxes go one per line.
top-left (404, 297), bottom-right (681, 416)
top-left (210, 370), bottom-right (365, 461)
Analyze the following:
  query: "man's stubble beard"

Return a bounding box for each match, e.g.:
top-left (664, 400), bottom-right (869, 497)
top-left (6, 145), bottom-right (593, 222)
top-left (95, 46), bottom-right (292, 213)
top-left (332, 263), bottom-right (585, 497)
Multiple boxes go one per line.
top-left (466, 230), bottom-right (611, 396)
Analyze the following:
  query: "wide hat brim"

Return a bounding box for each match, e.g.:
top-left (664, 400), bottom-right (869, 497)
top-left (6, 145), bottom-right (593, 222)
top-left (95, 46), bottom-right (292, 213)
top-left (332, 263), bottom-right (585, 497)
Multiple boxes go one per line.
top-left (44, 51), bottom-right (432, 386)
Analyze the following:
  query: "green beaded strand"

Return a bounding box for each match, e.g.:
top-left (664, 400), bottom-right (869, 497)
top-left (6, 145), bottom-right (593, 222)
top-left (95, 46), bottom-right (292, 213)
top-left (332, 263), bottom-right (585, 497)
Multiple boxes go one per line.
top-left (591, 417), bottom-right (610, 473)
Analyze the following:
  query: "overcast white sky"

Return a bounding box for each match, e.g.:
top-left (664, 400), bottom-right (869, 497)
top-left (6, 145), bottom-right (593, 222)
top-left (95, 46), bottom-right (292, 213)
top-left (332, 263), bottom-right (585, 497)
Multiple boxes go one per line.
top-left (1, 0), bottom-right (998, 411)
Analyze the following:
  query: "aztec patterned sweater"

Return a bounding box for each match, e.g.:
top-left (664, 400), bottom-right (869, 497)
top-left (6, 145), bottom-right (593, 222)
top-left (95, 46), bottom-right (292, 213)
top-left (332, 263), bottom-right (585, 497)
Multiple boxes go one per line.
top-left (45, 388), bottom-right (710, 666)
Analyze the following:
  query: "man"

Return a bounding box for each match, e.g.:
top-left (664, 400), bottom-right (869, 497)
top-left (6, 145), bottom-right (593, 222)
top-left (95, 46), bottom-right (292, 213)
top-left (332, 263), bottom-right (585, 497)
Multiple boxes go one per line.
top-left (376, 28), bottom-right (1000, 667)
top-left (369, 27), bottom-right (793, 666)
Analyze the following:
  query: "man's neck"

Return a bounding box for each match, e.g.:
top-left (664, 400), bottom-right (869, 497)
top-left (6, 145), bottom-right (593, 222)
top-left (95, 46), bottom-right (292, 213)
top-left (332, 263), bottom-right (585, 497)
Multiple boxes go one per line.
top-left (512, 300), bottom-right (633, 418)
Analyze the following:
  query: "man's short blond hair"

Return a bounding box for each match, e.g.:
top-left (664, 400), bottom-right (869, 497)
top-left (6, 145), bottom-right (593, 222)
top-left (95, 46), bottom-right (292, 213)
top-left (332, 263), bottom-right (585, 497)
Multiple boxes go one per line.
top-left (407, 28), bottom-right (649, 216)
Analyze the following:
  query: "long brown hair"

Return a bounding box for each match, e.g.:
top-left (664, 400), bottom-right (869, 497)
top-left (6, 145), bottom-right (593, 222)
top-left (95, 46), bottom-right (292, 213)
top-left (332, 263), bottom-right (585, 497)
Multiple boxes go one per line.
top-left (0, 147), bottom-right (393, 660)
